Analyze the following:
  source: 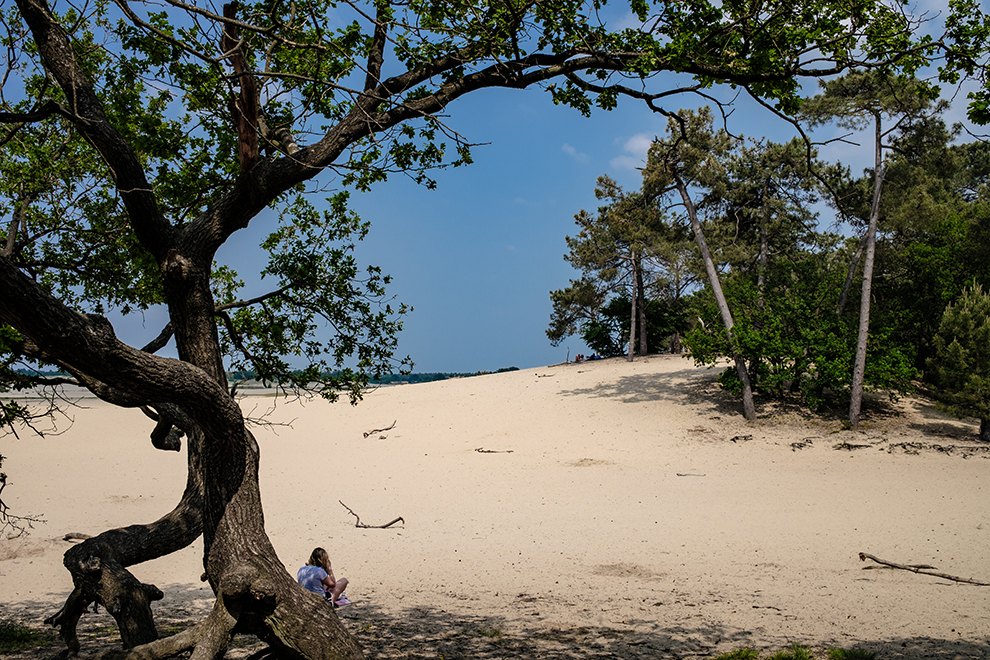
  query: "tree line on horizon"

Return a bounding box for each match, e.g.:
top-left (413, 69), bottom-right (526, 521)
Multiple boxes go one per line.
top-left (549, 73), bottom-right (990, 436)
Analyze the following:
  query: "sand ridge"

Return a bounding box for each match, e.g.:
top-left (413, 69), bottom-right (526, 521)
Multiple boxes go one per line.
top-left (1, 354), bottom-right (989, 658)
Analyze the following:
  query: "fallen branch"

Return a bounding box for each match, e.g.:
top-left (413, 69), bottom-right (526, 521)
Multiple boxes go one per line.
top-left (363, 420), bottom-right (396, 438)
top-left (339, 501), bottom-right (404, 529)
top-left (475, 447), bottom-right (514, 453)
top-left (835, 442), bottom-right (871, 450)
top-left (859, 552), bottom-right (990, 585)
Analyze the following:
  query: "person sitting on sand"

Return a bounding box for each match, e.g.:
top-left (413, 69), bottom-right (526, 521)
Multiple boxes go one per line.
top-left (297, 547), bottom-right (350, 606)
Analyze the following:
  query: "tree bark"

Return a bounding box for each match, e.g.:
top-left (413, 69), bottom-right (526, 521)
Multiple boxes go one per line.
top-left (627, 251), bottom-right (637, 362)
top-left (636, 257), bottom-right (648, 355)
top-left (981, 418), bottom-right (990, 443)
top-left (837, 234), bottom-right (867, 316)
top-left (848, 114), bottom-right (884, 431)
top-left (675, 176), bottom-right (756, 420)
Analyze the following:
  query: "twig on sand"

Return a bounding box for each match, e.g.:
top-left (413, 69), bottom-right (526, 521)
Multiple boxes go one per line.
top-left (339, 501), bottom-right (404, 529)
top-left (475, 447), bottom-right (514, 453)
top-left (859, 552), bottom-right (990, 585)
top-left (363, 420), bottom-right (397, 438)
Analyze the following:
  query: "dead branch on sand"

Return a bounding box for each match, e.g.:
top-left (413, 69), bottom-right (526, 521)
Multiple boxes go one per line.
top-left (363, 420), bottom-right (397, 438)
top-left (339, 501), bottom-right (404, 529)
top-left (859, 552), bottom-right (990, 585)
top-left (475, 447), bottom-right (514, 453)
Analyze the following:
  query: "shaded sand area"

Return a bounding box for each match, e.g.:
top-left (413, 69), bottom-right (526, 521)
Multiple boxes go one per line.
top-left (2, 354), bottom-right (989, 658)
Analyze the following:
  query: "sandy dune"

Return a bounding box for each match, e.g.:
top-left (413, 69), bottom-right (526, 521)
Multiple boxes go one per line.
top-left (2, 354), bottom-right (989, 658)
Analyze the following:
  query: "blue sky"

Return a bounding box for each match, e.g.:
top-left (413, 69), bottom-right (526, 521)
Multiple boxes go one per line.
top-left (335, 79), bottom-right (979, 374)
top-left (117, 1), bottom-right (983, 376)
top-left (337, 88), bottom-right (779, 373)
top-left (198, 73), bottom-right (976, 375)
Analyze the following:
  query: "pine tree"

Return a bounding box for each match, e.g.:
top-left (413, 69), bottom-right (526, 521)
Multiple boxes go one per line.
top-left (929, 284), bottom-right (990, 441)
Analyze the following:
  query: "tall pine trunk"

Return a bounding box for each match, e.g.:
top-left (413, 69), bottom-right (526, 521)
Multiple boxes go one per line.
top-left (675, 176), bottom-right (756, 420)
top-left (627, 251), bottom-right (638, 361)
top-left (636, 258), bottom-right (648, 356)
top-left (848, 114), bottom-right (884, 431)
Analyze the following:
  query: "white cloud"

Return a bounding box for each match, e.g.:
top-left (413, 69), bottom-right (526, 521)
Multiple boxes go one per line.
top-left (609, 133), bottom-right (654, 171)
top-left (561, 143), bottom-right (590, 163)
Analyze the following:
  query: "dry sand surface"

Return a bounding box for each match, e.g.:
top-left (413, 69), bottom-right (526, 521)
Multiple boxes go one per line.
top-left (2, 354), bottom-right (989, 659)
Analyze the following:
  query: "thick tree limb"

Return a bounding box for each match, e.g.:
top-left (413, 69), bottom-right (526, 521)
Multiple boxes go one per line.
top-left (0, 99), bottom-right (68, 123)
top-left (221, 2), bottom-right (260, 172)
top-left (859, 552), bottom-right (990, 585)
top-left (140, 323), bottom-right (174, 354)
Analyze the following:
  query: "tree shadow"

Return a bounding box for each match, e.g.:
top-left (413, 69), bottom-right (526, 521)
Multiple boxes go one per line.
top-left (7, 593), bottom-right (990, 659)
top-left (342, 601), bottom-right (755, 659)
top-left (557, 364), bottom-right (743, 416)
top-left (1, 580), bottom-right (216, 658)
top-left (556, 362), bottom-right (990, 445)
top-left (904, 399), bottom-right (981, 440)
top-left (338, 602), bottom-right (990, 660)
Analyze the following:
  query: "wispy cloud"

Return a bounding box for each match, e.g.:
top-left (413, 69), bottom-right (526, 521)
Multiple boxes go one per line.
top-left (609, 133), bottom-right (653, 171)
top-left (562, 143), bottom-right (590, 163)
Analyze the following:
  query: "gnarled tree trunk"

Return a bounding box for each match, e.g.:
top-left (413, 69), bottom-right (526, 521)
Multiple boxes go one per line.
top-left (45, 405), bottom-right (202, 652)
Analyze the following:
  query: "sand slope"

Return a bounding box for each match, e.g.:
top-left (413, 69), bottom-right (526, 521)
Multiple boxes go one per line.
top-left (2, 354), bottom-right (989, 658)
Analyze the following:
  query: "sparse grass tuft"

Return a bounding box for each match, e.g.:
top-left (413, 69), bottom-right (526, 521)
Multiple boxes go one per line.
top-left (767, 645), bottom-right (815, 660)
top-left (714, 649), bottom-right (761, 660)
top-left (477, 628), bottom-right (502, 638)
top-left (828, 648), bottom-right (876, 660)
top-left (0, 620), bottom-right (57, 653)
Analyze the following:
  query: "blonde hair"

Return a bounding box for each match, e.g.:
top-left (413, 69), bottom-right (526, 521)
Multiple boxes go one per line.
top-left (306, 547), bottom-right (331, 573)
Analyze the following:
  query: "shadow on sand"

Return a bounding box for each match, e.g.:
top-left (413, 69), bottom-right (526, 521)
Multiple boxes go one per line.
top-left (557, 365), bottom-right (743, 416)
top-left (339, 602), bottom-right (990, 660)
top-left (557, 361), bottom-right (990, 446)
top-left (5, 591), bottom-right (989, 659)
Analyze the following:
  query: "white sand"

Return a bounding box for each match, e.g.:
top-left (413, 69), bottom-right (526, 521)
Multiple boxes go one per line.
top-left (2, 355), bottom-right (989, 657)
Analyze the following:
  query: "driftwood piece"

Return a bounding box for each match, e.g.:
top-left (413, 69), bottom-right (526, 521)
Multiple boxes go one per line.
top-left (339, 501), bottom-right (403, 529)
top-left (859, 552), bottom-right (990, 586)
top-left (363, 421), bottom-right (397, 438)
